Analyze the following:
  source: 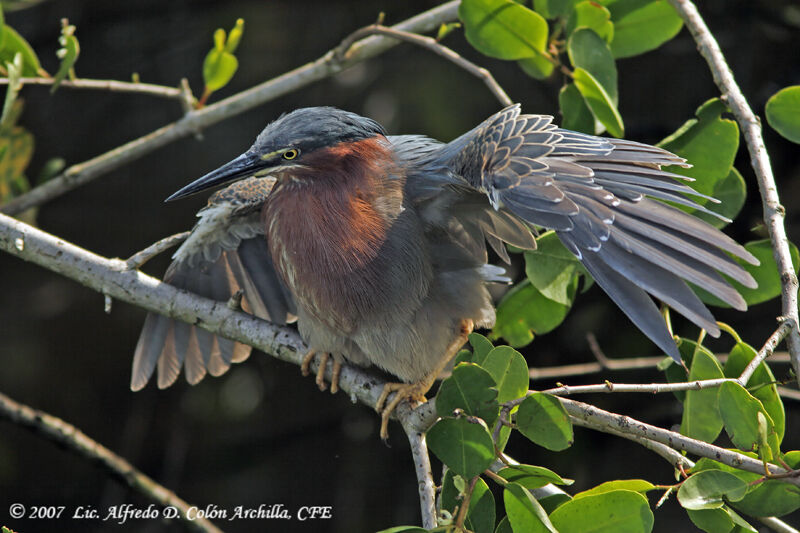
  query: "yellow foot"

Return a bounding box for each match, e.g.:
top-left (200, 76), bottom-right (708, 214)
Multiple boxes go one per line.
top-left (300, 349), bottom-right (341, 394)
top-left (375, 381), bottom-right (430, 441)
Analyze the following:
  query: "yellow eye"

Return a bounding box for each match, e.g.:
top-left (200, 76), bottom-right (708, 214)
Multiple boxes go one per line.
top-left (282, 149), bottom-right (299, 160)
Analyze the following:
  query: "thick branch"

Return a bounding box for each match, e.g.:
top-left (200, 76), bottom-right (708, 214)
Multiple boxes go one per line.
top-left (403, 422), bottom-right (437, 529)
top-left (0, 391), bottom-right (222, 533)
top-left (0, 1), bottom-right (459, 216)
top-left (668, 0), bottom-right (800, 384)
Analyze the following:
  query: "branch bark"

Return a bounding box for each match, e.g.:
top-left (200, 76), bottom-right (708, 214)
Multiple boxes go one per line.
top-left (0, 390), bottom-right (222, 533)
top-left (668, 0), bottom-right (800, 384)
top-left (0, 1), bottom-right (460, 216)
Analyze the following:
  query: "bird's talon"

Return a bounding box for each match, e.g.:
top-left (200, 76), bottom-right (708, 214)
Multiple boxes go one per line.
top-left (330, 359), bottom-right (342, 394)
top-left (300, 349), bottom-right (316, 377)
top-left (376, 382), bottom-right (429, 440)
top-left (315, 352), bottom-right (330, 391)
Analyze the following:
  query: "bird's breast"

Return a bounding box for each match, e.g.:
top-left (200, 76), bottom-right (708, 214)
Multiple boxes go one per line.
top-left (263, 178), bottom-right (429, 332)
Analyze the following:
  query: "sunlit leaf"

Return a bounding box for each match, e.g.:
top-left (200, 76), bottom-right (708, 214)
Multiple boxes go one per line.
top-left (574, 479), bottom-right (655, 499)
top-left (550, 490), bottom-right (654, 532)
top-left (504, 482), bottom-right (558, 533)
top-left (567, 1), bottom-right (614, 43)
top-left (717, 382), bottom-right (779, 457)
top-left (491, 280), bottom-right (574, 347)
top-left (498, 464), bottom-right (574, 489)
top-left (597, 0), bottom-right (682, 58)
top-left (765, 85), bottom-right (800, 144)
top-left (572, 67), bottom-right (624, 137)
top-left (0, 24), bottom-right (42, 76)
top-left (482, 346), bottom-right (529, 403)
top-left (459, 0), bottom-right (549, 60)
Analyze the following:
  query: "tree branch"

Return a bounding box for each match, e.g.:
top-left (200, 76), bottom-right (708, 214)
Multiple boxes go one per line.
top-left (335, 23), bottom-right (512, 107)
top-left (0, 76), bottom-right (188, 100)
top-left (402, 422), bottom-right (437, 529)
top-left (0, 390), bottom-right (222, 533)
top-left (0, 1), bottom-right (460, 216)
top-left (668, 0), bottom-right (800, 384)
top-left (558, 396), bottom-right (800, 485)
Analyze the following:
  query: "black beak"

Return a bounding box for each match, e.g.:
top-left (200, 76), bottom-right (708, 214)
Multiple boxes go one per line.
top-left (166, 152), bottom-right (265, 202)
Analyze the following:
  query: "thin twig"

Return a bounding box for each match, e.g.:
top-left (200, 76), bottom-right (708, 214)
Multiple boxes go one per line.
top-left (541, 320), bottom-right (795, 396)
top-left (0, 77), bottom-right (185, 99)
top-left (572, 415), bottom-right (799, 533)
top-left (530, 353), bottom-right (794, 381)
top-left (0, 391), bottom-right (222, 533)
top-left (738, 318), bottom-right (793, 384)
top-left (124, 231), bottom-right (190, 270)
top-left (0, 1), bottom-right (460, 216)
top-left (335, 23), bottom-right (512, 107)
top-left (402, 423), bottom-right (437, 529)
top-left (668, 0), bottom-right (800, 385)
top-left (454, 476), bottom-right (479, 530)
top-left (558, 396), bottom-right (800, 485)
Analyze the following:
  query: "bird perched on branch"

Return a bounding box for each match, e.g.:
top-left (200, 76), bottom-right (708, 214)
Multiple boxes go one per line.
top-left (132, 105), bottom-right (757, 438)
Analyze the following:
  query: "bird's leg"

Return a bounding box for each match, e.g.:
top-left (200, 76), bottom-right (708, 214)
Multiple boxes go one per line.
top-left (300, 349), bottom-right (341, 394)
top-left (375, 319), bottom-right (474, 440)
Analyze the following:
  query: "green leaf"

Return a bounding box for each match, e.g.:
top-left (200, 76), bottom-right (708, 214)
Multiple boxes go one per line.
top-left (687, 508), bottom-right (734, 533)
top-left (427, 417), bottom-right (496, 478)
top-left (495, 516), bottom-right (513, 533)
top-left (533, 0), bottom-right (578, 18)
top-left (567, 1), bottom-right (614, 43)
top-left (225, 18), bottom-right (244, 53)
top-left (51, 21), bottom-right (79, 94)
top-left (659, 98), bottom-right (738, 191)
top-left (692, 168), bottom-right (746, 229)
top-left (717, 382), bottom-right (779, 456)
top-left (525, 231), bottom-right (586, 305)
top-left (470, 332), bottom-right (495, 365)
top-left (677, 471), bottom-right (748, 510)
top-left (567, 28), bottom-right (618, 115)
top-left (491, 280), bottom-right (572, 347)
top-left (498, 464), bottom-right (574, 489)
top-left (516, 392), bottom-right (573, 451)
top-left (680, 344), bottom-right (724, 443)
top-left (658, 98), bottom-right (740, 219)
top-left (549, 490), bottom-right (654, 532)
top-left (732, 479), bottom-right (800, 517)
top-left (482, 346), bottom-right (529, 403)
top-left (459, 0), bottom-right (549, 60)
top-left (0, 24), bottom-right (42, 76)
top-left (596, 0), bottom-right (683, 59)
top-left (722, 341), bottom-right (784, 444)
top-left (441, 470), bottom-right (496, 533)
top-left (697, 239), bottom-right (800, 308)
top-left (572, 67), bottom-right (624, 137)
top-left (574, 480), bottom-right (655, 499)
top-left (504, 482), bottom-right (558, 533)
top-left (518, 55), bottom-right (555, 80)
top-left (559, 83), bottom-right (596, 134)
top-left (203, 49), bottom-right (238, 92)
top-left (436, 363), bottom-right (500, 422)
top-left (765, 85), bottom-right (800, 143)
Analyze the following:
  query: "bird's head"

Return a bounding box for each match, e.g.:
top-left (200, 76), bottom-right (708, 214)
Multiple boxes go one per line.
top-left (166, 107), bottom-right (387, 201)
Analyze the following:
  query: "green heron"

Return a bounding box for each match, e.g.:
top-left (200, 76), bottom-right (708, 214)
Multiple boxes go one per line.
top-left (132, 105), bottom-right (757, 438)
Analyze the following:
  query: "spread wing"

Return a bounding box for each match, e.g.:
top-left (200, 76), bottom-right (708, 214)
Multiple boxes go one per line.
top-left (131, 177), bottom-right (295, 390)
top-left (442, 104), bottom-right (758, 360)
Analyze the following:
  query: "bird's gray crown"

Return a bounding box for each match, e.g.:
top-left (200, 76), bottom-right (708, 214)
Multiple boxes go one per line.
top-left (251, 107), bottom-right (387, 155)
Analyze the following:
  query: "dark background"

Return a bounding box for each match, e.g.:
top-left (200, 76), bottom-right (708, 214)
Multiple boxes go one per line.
top-left (1, 1), bottom-right (799, 532)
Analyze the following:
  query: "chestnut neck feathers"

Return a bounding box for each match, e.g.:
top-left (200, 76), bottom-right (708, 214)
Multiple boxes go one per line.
top-left (263, 136), bottom-right (408, 328)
